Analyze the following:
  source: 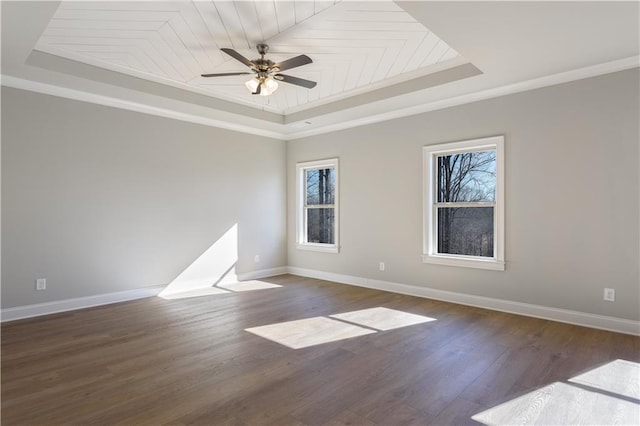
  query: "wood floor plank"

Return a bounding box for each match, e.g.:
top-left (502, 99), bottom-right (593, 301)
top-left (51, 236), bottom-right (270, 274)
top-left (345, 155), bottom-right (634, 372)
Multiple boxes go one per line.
top-left (2, 274), bottom-right (638, 425)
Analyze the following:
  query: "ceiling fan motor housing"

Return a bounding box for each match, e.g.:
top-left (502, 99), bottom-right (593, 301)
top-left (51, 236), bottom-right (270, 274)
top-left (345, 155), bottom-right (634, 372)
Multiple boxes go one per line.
top-left (256, 43), bottom-right (269, 56)
top-left (253, 58), bottom-right (277, 73)
top-left (201, 43), bottom-right (317, 91)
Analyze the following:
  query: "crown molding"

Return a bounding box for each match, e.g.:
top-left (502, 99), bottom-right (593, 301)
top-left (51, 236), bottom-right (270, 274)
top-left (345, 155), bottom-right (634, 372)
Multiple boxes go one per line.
top-left (2, 55), bottom-right (638, 141)
top-left (283, 55), bottom-right (640, 140)
top-left (0, 75), bottom-right (286, 140)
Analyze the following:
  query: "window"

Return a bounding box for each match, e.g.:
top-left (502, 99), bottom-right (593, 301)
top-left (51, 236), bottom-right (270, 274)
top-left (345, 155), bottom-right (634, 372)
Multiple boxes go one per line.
top-left (423, 136), bottom-right (504, 270)
top-left (296, 158), bottom-right (339, 253)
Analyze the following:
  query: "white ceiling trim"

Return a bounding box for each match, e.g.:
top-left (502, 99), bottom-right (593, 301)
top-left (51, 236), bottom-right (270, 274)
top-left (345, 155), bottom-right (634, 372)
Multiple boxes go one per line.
top-left (34, 45), bottom-right (284, 114)
top-left (2, 55), bottom-right (638, 141)
top-left (0, 75), bottom-right (284, 140)
top-left (283, 55), bottom-right (640, 140)
top-left (282, 55), bottom-right (469, 115)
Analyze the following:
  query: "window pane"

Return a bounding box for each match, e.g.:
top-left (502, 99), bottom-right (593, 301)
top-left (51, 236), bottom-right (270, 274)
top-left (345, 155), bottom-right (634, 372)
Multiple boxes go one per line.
top-left (306, 168), bottom-right (335, 205)
top-left (437, 207), bottom-right (494, 257)
top-left (307, 208), bottom-right (335, 244)
top-left (437, 150), bottom-right (496, 202)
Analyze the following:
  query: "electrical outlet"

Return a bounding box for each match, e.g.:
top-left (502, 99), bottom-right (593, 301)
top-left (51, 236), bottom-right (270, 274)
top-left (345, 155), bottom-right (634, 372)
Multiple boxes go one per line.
top-left (379, 262), bottom-right (385, 271)
top-left (254, 255), bottom-right (261, 263)
top-left (604, 288), bottom-right (615, 302)
top-left (36, 278), bottom-right (46, 291)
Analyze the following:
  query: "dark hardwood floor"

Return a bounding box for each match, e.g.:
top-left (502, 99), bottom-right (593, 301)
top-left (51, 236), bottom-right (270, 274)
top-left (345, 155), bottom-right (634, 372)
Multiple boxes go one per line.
top-left (2, 274), bottom-right (639, 425)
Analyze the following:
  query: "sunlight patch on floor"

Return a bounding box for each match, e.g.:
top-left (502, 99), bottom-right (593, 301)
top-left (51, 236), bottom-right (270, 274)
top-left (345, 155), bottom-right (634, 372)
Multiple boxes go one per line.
top-left (330, 307), bottom-right (436, 330)
top-left (472, 360), bottom-right (640, 425)
top-left (246, 317), bottom-right (376, 349)
top-left (159, 287), bottom-right (231, 300)
top-left (245, 307), bottom-right (436, 349)
top-left (159, 280), bottom-right (282, 300)
top-left (569, 359), bottom-right (640, 400)
top-left (218, 280), bottom-right (282, 292)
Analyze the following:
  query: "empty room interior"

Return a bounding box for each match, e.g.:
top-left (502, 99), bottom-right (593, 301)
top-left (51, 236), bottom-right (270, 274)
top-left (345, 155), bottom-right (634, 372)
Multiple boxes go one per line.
top-left (2, 1), bottom-right (639, 425)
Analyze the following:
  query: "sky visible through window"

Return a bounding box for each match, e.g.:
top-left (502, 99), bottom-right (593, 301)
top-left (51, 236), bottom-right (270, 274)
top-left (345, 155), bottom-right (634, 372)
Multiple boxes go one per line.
top-left (436, 150), bottom-right (496, 257)
top-left (437, 150), bottom-right (496, 203)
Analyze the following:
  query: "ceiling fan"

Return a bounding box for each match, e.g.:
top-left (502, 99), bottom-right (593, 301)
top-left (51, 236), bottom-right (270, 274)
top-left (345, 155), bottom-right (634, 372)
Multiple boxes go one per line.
top-left (201, 43), bottom-right (317, 96)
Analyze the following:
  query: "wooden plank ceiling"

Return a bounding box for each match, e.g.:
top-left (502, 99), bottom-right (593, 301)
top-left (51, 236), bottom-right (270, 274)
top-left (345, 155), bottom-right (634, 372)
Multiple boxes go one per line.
top-left (35, 1), bottom-right (461, 114)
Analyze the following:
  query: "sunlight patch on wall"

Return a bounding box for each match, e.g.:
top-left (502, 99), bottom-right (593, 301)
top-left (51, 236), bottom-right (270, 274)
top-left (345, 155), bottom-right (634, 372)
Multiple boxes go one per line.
top-left (158, 224), bottom-right (238, 299)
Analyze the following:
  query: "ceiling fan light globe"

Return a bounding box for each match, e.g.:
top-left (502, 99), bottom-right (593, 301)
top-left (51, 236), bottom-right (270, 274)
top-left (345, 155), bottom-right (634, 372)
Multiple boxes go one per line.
top-left (260, 77), bottom-right (279, 96)
top-left (245, 77), bottom-right (260, 93)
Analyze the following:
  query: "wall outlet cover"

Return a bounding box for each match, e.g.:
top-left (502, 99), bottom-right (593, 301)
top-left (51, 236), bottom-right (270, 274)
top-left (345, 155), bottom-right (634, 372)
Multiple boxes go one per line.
top-left (604, 288), bottom-right (615, 302)
top-left (36, 278), bottom-right (46, 291)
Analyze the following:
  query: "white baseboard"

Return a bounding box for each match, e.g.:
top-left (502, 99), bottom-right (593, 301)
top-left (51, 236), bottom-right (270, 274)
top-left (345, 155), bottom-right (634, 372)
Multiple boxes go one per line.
top-left (0, 267), bottom-right (289, 323)
top-left (0, 285), bottom-right (166, 322)
top-left (4, 266), bottom-right (638, 336)
top-left (237, 267), bottom-right (288, 281)
top-left (287, 267), bottom-right (640, 336)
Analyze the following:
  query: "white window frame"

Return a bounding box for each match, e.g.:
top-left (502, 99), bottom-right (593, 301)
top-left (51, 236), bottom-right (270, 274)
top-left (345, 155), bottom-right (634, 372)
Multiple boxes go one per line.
top-left (423, 136), bottom-right (505, 271)
top-left (296, 158), bottom-right (339, 253)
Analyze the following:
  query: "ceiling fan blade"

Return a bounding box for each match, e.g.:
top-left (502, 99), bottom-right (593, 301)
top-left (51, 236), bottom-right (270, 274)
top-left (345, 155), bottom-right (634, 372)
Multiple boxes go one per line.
top-left (201, 72), bottom-right (253, 77)
top-left (274, 74), bottom-right (317, 89)
top-left (221, 48), bottom-right (255, 68)
top-left (273, 55), bottom-right (312, 72)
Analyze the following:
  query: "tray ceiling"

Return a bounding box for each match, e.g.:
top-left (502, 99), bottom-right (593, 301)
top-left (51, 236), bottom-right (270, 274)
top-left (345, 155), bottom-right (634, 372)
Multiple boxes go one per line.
top-left (34, 0), bottom-right (462, 115)
top-left (4, 1), bottom-right (636, 139)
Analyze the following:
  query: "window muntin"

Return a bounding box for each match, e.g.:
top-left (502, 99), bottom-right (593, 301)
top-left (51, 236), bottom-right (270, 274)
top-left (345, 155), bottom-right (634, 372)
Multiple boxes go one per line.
top-left (297, 159), bottom-right (339, 253)
top-left (424, 137), bottom-right (504, 270)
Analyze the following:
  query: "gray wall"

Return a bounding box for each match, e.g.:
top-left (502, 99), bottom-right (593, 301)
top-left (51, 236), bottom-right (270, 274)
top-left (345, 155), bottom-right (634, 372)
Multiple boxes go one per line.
top-left (2, 87), bottom-right (287, 308)
top-left (3, 69), bottom-right (639, 323)
top-left (287, 69), bottom-right (640, 321)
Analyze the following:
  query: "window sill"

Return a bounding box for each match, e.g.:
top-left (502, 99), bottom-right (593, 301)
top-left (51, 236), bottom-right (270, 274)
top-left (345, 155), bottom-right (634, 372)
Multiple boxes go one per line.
top-left (422, 254), bottom-right (505, 271)
top-left (297, 243), bottom-right (339, 254)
